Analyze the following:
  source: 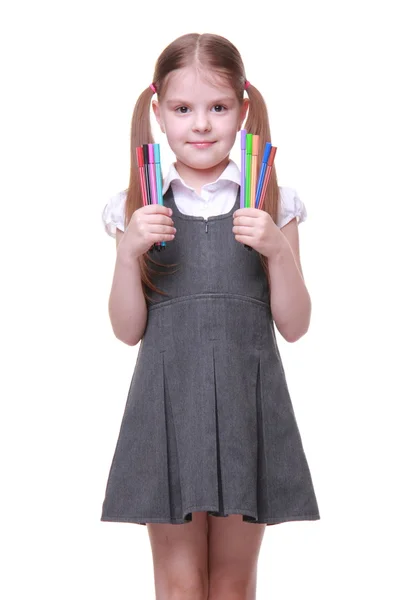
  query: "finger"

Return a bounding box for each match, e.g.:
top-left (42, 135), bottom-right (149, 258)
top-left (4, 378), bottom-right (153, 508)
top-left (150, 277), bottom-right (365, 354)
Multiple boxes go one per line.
top-left (233, 216), bottom-right (257, 227)
top-left (137, 212), bottom-right (174, 228)
top-left (234, 234), bottom-right (254, 246)
top-left (232, 225), bottom-right (254, 235)
top-left (145, 214), bottom-right (175, 226)
top-left (233, 208), bottom-right (260, 218)
top-left (140, 204), bottom-right (173, 216)
top-left (147, 224), bottom-right (177, 235)
top-left (151, 232), bottom-right (176, 242)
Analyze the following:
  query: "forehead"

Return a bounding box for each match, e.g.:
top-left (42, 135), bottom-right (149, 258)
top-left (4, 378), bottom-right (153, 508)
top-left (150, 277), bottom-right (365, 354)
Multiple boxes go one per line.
top-left (162, 65), bottom-right (235, 99)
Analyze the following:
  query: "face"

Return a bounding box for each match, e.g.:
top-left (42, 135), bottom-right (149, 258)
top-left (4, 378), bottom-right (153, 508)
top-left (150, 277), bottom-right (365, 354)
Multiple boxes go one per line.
top-left (153, 65), bottom-right (248, 186)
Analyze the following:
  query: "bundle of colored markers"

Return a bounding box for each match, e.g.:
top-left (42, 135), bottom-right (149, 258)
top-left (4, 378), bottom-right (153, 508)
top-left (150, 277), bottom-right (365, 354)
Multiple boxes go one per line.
top-left (136, 143), bottom-right (165, 251)
top-left (240, 130), bottom-right (277, 211)
top-left (136, 134), bottom-right (276, 252)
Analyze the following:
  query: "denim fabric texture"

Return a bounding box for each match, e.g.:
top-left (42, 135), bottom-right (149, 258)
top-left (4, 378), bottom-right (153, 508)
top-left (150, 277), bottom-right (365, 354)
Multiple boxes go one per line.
top-left (101, 189), bottom-right (320, 526)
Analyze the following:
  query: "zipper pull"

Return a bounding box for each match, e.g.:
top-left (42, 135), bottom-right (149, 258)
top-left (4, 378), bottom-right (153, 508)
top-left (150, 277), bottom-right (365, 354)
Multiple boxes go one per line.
top-left (205, 219), bottom-right (208, 233)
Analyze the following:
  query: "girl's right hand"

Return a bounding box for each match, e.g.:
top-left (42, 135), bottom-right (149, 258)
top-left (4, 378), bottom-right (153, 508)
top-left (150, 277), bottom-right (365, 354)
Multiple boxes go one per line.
top-left (119, 204), bottom-right (176, 259)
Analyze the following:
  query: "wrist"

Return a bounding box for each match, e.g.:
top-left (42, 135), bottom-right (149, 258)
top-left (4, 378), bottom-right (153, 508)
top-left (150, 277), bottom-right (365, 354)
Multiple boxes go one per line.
top-left (267, 233), bottom-right (291, 264)
top-left (116, 242), bottom-right (142, 266)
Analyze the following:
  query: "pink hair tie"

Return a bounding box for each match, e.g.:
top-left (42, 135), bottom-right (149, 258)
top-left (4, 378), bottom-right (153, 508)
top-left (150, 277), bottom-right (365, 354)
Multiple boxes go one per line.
top-left (244, 80), bottom-right (250, 90)
top-left (150, 83), bottom-right (157, 94)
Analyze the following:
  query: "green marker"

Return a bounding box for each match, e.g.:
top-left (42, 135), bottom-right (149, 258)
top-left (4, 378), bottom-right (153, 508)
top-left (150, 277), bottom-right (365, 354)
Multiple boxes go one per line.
top-left (245, 134), bottom-right (253, 208)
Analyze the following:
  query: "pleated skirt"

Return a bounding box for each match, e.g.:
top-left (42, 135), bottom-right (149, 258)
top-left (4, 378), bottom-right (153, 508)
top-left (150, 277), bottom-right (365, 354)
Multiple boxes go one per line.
top-left (101, 294), bottom-right (320, 525)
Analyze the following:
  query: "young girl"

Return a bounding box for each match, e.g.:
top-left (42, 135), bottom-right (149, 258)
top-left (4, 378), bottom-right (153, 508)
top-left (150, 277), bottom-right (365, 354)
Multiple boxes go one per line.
top-left (101, 33), bottom-right (319, 600)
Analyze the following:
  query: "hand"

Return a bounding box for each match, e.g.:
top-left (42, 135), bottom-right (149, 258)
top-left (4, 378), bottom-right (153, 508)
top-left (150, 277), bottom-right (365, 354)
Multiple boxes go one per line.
top-left (232, 208), bottom-right (284, 258)
top-left (119, 204), bottom-right (176, 259)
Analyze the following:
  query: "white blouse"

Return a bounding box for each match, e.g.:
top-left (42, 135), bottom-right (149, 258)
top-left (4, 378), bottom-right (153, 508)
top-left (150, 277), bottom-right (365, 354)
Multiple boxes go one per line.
top-left (102, 160), bottom-right (307, 238)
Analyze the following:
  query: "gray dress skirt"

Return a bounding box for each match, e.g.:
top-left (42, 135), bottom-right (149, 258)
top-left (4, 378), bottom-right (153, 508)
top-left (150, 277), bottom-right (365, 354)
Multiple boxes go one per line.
top-left (101, 188), bottom-right (320, 526)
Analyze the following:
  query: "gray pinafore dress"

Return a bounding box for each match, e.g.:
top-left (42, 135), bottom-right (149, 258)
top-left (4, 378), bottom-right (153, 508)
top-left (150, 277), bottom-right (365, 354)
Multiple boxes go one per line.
top-left (101, 188), bottom-right (320, 525)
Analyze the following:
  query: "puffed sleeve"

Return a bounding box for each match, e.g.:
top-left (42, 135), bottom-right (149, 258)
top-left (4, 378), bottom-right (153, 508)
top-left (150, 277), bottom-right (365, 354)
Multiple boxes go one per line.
top-left (101, 190), bottom-right (127, 238)
top-left (277, 186), bottom-right (307, 229)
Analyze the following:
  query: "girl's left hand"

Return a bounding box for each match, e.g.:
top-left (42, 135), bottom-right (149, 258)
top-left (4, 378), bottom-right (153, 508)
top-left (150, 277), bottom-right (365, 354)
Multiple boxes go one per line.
top-left (232, 208), bottom-right (284, 258)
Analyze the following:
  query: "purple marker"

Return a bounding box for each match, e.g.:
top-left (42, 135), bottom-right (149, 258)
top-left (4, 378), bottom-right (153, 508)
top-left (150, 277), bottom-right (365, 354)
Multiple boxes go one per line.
top-left (240, 130), bottom-right (247, 209)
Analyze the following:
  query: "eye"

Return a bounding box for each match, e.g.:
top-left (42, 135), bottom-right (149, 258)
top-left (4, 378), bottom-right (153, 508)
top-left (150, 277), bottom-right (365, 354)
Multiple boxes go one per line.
top-left (176, 106), bottom-right (190, 114)
top-left (212, 105), bottom-right (226, 113)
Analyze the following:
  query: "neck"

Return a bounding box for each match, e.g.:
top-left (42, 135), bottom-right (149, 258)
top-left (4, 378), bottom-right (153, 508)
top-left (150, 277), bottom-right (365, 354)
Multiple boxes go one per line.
top-left (174, 158), bottom-right (230, 196)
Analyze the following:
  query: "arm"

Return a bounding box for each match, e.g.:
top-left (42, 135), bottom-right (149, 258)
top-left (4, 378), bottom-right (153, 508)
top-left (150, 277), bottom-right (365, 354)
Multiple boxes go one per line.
top-left (268, 218), bottom-right (311, 343)
top-left (108, 229), bottom-right (148, 346)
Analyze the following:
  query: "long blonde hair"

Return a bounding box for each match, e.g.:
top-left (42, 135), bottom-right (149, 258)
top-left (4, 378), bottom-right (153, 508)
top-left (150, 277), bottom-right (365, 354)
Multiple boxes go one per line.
top-left (124, 33), bottom-right (279, 300)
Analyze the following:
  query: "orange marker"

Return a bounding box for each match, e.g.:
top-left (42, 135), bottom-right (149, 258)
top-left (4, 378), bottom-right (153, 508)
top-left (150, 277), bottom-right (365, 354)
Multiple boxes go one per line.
top-left (250, 135), bottom-right (259, 208)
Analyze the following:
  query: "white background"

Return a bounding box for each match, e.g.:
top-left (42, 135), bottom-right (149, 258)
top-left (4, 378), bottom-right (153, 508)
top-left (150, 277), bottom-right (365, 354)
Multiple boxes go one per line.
top-left (1, 0), bottom-right (399, 598)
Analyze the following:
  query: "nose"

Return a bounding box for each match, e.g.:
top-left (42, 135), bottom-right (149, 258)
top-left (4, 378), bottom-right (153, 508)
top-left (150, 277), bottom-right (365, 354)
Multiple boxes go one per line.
top-left (192, 111), bottom-right (211, 133)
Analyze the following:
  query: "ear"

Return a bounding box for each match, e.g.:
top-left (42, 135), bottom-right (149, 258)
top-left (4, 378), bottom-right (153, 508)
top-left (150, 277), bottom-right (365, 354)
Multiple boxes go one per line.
top-left (152, 100), bottom-right (165, 133)
top-left (238, 98), bottom-right (249, 130)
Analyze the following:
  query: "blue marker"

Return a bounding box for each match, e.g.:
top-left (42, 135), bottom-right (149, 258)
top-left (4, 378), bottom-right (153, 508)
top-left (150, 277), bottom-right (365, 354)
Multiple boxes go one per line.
top-left (255, 142), bottom-right (272, 208)
top-left (153, 144), bottom-right (166, 248)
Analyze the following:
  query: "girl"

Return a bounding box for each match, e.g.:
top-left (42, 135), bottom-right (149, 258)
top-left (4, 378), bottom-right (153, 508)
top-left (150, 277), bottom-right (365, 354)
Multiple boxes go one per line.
top-left (101, 33), bottom-right (319, 600)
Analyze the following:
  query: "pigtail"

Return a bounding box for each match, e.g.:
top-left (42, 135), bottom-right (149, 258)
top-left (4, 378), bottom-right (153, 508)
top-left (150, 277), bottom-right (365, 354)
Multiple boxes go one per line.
top-left (124, 86), bottom-right (174, 302)
top-left (125, 87), bottom-right (155, 229)
top-left (243, 83), bottom-right (280, 294)
top-left (243, 84), bottom-right (279, 226)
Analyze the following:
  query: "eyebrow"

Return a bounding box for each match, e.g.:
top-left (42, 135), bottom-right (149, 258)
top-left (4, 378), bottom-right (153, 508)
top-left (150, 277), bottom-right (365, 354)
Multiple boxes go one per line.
top-left (165, 96), bottom-right (236, 106)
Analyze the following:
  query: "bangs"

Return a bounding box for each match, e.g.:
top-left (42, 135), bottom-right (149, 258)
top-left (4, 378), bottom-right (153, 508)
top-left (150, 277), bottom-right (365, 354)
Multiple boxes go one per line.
top-left (160, 64), bottom-right (241, 101)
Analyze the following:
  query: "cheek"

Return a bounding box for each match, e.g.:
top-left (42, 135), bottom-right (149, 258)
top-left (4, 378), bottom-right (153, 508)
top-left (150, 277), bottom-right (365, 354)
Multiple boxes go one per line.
top-left (166, 121), bottom-right (184, 141)
top-left (227, 125), bottom-right (239, 143)
top-left (224, 115), bottom-right (242, 137)
top-left (165, 129), bottom-right (180, 150)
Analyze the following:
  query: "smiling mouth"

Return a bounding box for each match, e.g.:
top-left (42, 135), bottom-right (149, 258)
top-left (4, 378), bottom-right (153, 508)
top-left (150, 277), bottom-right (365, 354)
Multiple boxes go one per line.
top-left (187, 141), bottom-right (216, 146)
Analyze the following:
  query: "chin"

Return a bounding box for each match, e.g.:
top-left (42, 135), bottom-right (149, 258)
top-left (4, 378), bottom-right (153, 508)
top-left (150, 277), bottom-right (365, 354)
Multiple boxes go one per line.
top-left (192, 161), bottom-right (224, 171)
top-left (188, 153), bottom-right (229, 168)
